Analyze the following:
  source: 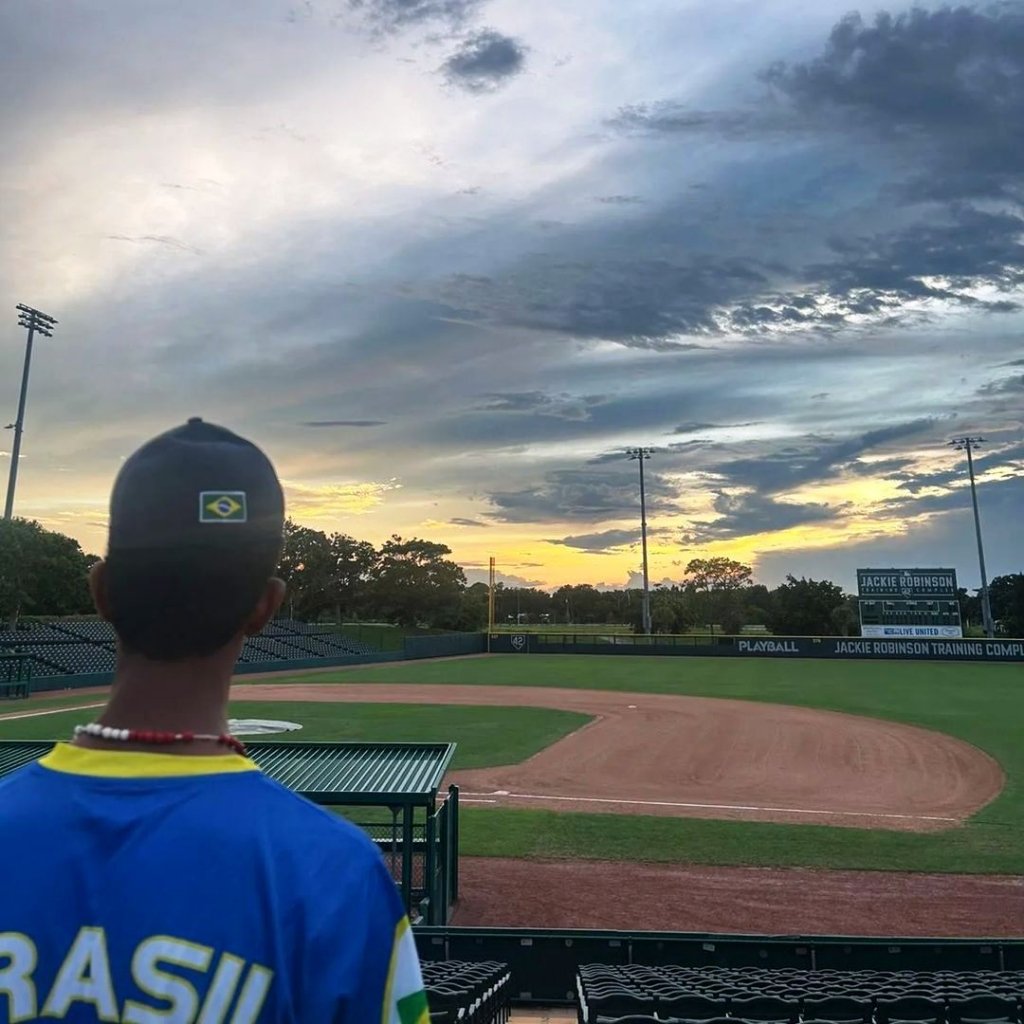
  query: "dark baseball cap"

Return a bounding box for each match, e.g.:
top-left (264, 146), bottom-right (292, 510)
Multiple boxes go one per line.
top-left (108, 418), bottom-right (285, 552)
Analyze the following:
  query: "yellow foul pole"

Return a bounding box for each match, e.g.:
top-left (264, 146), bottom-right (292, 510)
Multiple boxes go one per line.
top-left (487, 556), bottom-right (495, 652)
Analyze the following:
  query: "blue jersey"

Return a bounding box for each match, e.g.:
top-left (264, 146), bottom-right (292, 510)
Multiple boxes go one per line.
top-left (0, 744), bottom-right (428, 1024)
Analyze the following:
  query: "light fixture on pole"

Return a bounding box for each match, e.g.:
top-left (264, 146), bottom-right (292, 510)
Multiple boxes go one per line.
top-left (627, 447), bottom-right (654, 635)
top-left (949, 436), bottom-right (995, 638)
top-left (4, 305), bottom-right (58, 520)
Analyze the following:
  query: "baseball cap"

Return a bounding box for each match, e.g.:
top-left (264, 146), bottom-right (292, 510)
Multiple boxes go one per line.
top-left (108, 418), bottom-right (285, 552)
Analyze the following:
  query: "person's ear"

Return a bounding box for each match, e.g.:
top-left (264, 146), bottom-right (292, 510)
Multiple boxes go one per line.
top-left (243, 578), bottom-right (286, 637)
top-left (89, 561), bottom-right (112, 621)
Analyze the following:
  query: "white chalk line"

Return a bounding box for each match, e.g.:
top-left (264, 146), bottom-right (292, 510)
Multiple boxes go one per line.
top-left (460, 790), bottom-right (957, 823)
top-left (0, 702), bottom-right (104, 723)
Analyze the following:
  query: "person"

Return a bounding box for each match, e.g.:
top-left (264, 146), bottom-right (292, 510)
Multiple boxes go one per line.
top-left (0, 417), bottom-right (428, 1024)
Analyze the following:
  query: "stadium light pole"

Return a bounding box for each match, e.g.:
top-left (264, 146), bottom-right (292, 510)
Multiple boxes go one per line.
top-left (949, 436), bottom-right (995, 638)
top-left (4, 305), bottom-right (58, 521)
top-left (627, 447), bottom-right (654, 635)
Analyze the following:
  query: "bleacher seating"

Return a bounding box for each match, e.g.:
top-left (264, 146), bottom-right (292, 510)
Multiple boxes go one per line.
top-left (576, 968), bottom-right (1024, 1024)
top-left (259, 621), bottom-right (291, 636)
top-left (238, 640), bottom-right (281, 664)
top-left (330, 636), bottom-right (378, 655)
top-left (0, 624), bottom-right (73, 644)
top-left (246, 636), bottom-right (310, 661)
top-left (273, 618), bottom-right (329, 635)
top-left (4, 618), bottom-right (382, 678)
top-left (9, 647), bottom-right (68, 677)
top-left (52, 621), bottom-right (116, 642)
top-left (20, 643), bottom-right (116, 675)
top-left (422, 960), bottom-right (511, 1024)
top-left (278, 634), bottom-right (347, 659)
top-left (283, 633), bottom-right (377, 657)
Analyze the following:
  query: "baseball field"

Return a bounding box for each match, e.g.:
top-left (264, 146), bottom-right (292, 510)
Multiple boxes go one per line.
top-left (4, 653), bottom-right (1023, 936)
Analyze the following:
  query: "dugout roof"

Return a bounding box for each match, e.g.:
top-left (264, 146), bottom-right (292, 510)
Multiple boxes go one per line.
top-left (0, 740), bottom-right (456, 809)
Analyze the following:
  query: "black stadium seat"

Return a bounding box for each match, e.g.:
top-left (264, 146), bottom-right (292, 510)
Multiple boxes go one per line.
top-left (421, 960), bottom-right (510, 1024)
top-left (949, 996), bottom-right (1020, 1024)
top-left (576, 968), bottom-right (1024, 1024)
top-left (729, 995), bottom-right (800, 1022)
top-left (653, 995), bottom-right (728, 1020)
top-left (802, 997), bottom-right (874, 1022)
top-left (868, 997), bottom-right (945, 1024)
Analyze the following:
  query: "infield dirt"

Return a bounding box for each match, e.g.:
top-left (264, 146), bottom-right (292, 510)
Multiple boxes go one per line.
top-left (231, 682), bottom-right (1003, 832)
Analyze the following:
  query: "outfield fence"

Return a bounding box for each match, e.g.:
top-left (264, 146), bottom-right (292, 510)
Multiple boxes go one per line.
top-left (488, 633), bottom-right (1024, 662)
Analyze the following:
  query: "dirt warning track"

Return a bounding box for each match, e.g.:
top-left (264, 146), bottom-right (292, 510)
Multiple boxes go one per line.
top-left (232, 683), bottom-right (1003, 831)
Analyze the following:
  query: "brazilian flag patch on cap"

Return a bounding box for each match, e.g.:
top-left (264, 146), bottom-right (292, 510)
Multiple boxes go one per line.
top-left (199, 491), bottom-right (247, 523)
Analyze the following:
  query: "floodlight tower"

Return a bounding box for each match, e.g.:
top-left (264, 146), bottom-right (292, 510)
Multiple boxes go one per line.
top-left (627, 447), bottom-right (654, 635)
top-left (949, 436), bottom-right (995, 638)
top-left (4, 305), bottom-right (58, 520)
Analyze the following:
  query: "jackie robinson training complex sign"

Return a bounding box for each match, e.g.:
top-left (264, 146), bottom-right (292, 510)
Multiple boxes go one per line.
top-left (490, 634), bottom-right (1024, 662)
top-left (856, 567), bottom-right (963, 639)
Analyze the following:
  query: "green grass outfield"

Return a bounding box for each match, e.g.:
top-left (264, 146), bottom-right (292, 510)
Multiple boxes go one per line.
top-left (6, 654), bottom-right (1023, 873)
top-left (0, 701), bottom-right (589, 772)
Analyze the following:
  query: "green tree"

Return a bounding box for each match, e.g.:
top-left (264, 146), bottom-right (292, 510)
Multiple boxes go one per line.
top-left (989, 574), bottom-right (1024, 636)
top-left (552, 584), bottom-right (612, 624)
top-left (325, 532), bottom-right (376, 621)
top-left (767, 575), bottom-right (848, 636)
top-left (684, 557), bottom-right (753, 634)
top-left (434, 584), bottom-right (488, 631)
top-left (0, 518), bottom-right (95, 627)
top-left (957, 587), bottom-right (982, 632)
top-left (276, 520), bottom-right (336, 620)
top-left (368, 536), bottom-right (467, 628)
top-left (831, 594), bottom-right (860, 637)
top-left (684, 557), bottom-right (753, 592)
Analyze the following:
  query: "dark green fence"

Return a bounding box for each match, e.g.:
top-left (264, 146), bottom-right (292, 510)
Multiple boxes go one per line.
top-left (421, 786), bottom-right (460, 925)
top-left (414, 928), bottom-right (1015, 1004)
top-left (0, 652), bottom-right (31, 699)
top-left (405, 632), bottom-right (487, 660)
top-left (488, 633), bottom-right (1024, 663)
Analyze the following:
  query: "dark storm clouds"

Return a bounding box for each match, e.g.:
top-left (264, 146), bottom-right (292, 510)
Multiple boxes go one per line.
top-left (2, 0), bottom-right (1023, 584)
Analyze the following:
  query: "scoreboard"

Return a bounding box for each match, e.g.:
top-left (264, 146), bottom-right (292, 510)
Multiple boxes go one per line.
top-left (857, 567), bottom-right (963, 638)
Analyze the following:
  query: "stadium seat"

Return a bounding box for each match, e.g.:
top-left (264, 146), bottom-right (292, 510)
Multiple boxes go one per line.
top-left (656, 994), bottom-right (731, 1020)
top-left (875, 996), bottom-right (946, 1024)
top-left (728, 995), bottom-right (800, 1022)
top-left (801, 997), bottom-right (874, 1022)
top-left (575, 968), bottom-right (1024, 1024)
top-left (948, 996), bottom-right (1020, 1024)
top-left (421, 960), bottom-right (510, 1024)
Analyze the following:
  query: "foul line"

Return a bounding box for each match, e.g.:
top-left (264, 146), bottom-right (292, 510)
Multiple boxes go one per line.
top-left (460, 790), bottom-right (958, 823)
top-left (0, 702), bottom-right (104, 723)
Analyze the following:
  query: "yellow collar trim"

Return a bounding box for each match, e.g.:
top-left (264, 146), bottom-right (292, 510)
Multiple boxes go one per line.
top-left (40, 742), bottom-right (259, 779)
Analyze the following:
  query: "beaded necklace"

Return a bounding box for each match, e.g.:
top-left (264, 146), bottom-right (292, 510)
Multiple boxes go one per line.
top-left (73, 722), bottom-right (247, 756)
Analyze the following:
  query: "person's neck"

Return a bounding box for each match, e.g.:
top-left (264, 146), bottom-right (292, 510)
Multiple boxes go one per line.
top-left (74, 647), bottom-right (240, 756)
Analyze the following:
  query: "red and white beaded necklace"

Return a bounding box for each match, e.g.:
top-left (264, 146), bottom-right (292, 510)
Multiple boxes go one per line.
top-left (73, 722), bottom-right (247, 756)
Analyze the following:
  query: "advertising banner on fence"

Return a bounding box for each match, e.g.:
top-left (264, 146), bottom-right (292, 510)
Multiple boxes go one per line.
top-left (490, 634), bottom-right (1024, 662)
top-left (860, 625), bottom-right (965, 639)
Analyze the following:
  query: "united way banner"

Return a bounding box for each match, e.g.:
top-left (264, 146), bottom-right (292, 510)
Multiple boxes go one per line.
top-left (861, 625), bottom-right (964, 639)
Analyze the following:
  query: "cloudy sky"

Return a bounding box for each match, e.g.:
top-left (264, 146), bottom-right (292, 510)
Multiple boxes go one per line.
top-left (1, 0), bottom-right (1022, 591)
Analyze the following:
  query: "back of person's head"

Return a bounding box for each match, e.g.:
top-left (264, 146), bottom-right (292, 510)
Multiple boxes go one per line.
top-left (100, 418), bottom-right (285, 661)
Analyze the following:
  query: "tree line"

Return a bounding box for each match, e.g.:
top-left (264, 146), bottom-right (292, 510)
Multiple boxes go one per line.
top-left (2, 517), bottom-right (1022, 637)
